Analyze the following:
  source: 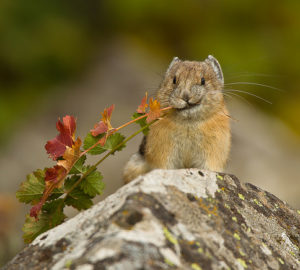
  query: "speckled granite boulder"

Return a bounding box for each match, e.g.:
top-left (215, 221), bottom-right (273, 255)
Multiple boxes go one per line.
top-left (3, 169), bottom-right (300, 270)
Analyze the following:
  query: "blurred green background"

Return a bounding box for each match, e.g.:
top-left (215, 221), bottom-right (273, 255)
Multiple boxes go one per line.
top-left (1, 0), bottom-right (300, 266)
top-left (1, 0), bottom-right (300, 143)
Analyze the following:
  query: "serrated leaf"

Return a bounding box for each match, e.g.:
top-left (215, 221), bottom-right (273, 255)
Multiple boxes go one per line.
top-left (83, 133), bottom-right (106, 155)
top-left (90, 105), bottom-right (115, 136)
top-left (147, 98), bottom-right (161, 123)
top-left (69, 155), bottom-right (87, 174)
top-left (64, 175), bottom-right (80, 191)
top-left (84, 132), bottom-right (125, 155)
top-left (45, 115), bottom-right (76, 160)
top-left (29, 165), bottom-right (67, 218)
top-left (65, 188), bottom-right (93, 210)
top-left (57, 137), bottom-right (82, 171)
top-left (23, 199), bottom-right (65, 243)
top-left (137, 93), bottom-right (148, 113)
top-left (23, 215), bottom-right (50, 244)
top-left (91, 121), bottom-right (108, 136)
top-left (16, 169), bottom-right (45, 204)
top-left (105, 133), bottom-right (126, 154)
top-left (80, 170), bottom-right (104, 197)
top-left (132, 112), bottom-right (149, 135)
top-left (42, 198), bottom-right (65, 212)
top-left (48, 188), bottom-right (64, 200)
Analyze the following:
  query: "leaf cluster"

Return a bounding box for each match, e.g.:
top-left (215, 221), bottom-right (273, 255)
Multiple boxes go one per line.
top-left (16, 95), bottom-right (170, 243)
top-left (17, 155), bottom-right (104, 243)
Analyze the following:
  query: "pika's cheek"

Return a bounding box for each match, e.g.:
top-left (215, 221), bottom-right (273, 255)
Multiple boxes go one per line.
top-left (207, 91), bottom-right (223, 102)
top-left (168, 88), bottom-right (185, 109)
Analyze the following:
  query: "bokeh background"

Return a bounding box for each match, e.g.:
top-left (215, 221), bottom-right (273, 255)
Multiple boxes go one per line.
top-left (1, 0), bottom-right (300, 266)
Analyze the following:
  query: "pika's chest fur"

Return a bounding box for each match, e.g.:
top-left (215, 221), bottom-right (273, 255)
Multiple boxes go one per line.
top-left (145, 117), bottom-right (204, 169)
top-left (168, 122), bottom-right (204, 168)
top-left (145, 112), bottom-right (230, 170)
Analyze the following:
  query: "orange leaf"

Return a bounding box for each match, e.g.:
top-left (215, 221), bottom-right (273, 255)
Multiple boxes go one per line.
top-left (137, 92), bottom-right (148, 113)
top-left (57, 138), bottom-right (82, 171)
top-left (146, 98), bottom-right (161, 123)
top-left (101, 104), bottom-right (115, 130)
top-left (91, 105), bottom-right (115, 137)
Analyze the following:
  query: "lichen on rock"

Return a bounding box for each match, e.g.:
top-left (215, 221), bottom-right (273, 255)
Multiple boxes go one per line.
top-left (3, 169), bottom-right (300, 270)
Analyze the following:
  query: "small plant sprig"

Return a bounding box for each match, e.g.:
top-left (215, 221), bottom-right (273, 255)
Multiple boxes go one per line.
top-left (16, 93), bottom-right (171, 243)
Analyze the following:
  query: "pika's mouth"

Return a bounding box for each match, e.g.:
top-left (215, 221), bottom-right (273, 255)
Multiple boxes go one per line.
top-left (176, 97), bottom-right (203, 111)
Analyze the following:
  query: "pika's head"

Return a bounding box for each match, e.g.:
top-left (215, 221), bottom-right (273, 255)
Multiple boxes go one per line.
top-left (157, 55), bottom-right (225, 120)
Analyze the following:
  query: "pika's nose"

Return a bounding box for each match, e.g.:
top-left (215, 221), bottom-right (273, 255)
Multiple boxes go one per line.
top-left (182, 93), bottom-right (190, 103)
top-left (182, 92), bottom-right (194, 106)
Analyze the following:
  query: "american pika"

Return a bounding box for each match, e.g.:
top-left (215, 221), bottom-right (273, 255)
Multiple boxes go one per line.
top-left (123, 55), bottom-right (231, 183)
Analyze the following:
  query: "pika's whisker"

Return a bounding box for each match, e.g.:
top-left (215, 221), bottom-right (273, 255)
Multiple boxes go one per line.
top-left (226, 72), bottom-right (280, 79)
top-left (223, 89), bottom-right (272, 104)
top-left (224, 82), bottom-right (283, 92)
top-left (210, 90), bottom-right (254, 108)
top-left (223, 92), bottom-right (254, 107)
top-left (222, 93), bottom-right (234, 100)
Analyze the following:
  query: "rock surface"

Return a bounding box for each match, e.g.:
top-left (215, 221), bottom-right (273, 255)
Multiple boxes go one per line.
top-left (3, 169), bottom-right (300, 270)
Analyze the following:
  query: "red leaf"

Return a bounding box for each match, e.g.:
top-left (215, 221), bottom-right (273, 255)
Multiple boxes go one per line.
top-left (45, 138), bottom-right (66, 161)
top-left (45, 116), bottom-right (76, 160)
top-left (30, 202), bottom-right (43, 219)
top-left (106, 104), bottom-right (115, 118)
top-left (31, 115), bottom-right (81, 219)
top-left (56, 115), bottom-right (76, 139)
top-left (90, 121), bottom-right (108, 137)
top-left (137, 93), bottom-right (148, 113)
top-left (45, 165), bottom-right (66, 185)
top-left (45, 166), bottom-right (59, 182)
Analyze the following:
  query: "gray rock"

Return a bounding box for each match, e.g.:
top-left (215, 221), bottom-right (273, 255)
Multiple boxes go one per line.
top-left (3, 169), bottom-right (300, 270)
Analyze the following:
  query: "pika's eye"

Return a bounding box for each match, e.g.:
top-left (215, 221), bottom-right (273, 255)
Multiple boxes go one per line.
top-left (201, 77), bottom-right (205, 85)
top-left (173, 76), bottom-right (177, 84)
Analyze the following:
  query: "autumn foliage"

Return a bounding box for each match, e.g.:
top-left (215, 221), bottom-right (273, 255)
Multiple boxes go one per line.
top-left (16, 93), bottom-right (171, 243)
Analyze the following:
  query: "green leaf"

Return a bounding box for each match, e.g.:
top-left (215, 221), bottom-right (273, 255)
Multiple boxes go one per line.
top-left (83, 132), bottom-right (125, 155)
top-left (64, 174), bottom-right (95, 210)
top-left (16, 169), bottom-right (46, 204)
top-left (132, 112), bottom-right (149, 135)
top-left (105, 133), bottom-right (126, 154)
top-left (69, 155), bottom-right (87, 174)
top-left (23, 199), bottom-right (65, 243)
top-left (23, 215), bottom-right (50, 244)
top-left (48, 188), bottom-right (64, 201)
top-left (65, 188), bottom-right (93, 210)
top-left (42, 198), bottom-right (65, 213)
top-left (83, 133), bottom-right (106, 155)
top-left (80, 170), bottom-right (104, 197)
top-left (64, 175), bottom-right (80, 191)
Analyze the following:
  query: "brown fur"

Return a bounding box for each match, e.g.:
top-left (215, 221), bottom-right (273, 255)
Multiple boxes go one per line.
top-left (123, 56), bottom-right (231, 183)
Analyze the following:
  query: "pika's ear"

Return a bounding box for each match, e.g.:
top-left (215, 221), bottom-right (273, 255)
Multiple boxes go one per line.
top-left (206, 55), bottom-right (224, 84)
top-left (167, 57), bottom-right (181, 73)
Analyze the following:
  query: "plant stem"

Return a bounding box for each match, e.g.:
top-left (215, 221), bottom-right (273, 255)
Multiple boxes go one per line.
top-left (95, 120), bottom-right (156, 167)
top-left (64, 120), bottom-right (156, 198)
top-left (114, 106), bottom-right (171, 132)
top-left (80, 106), bottom-right (172, 157)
